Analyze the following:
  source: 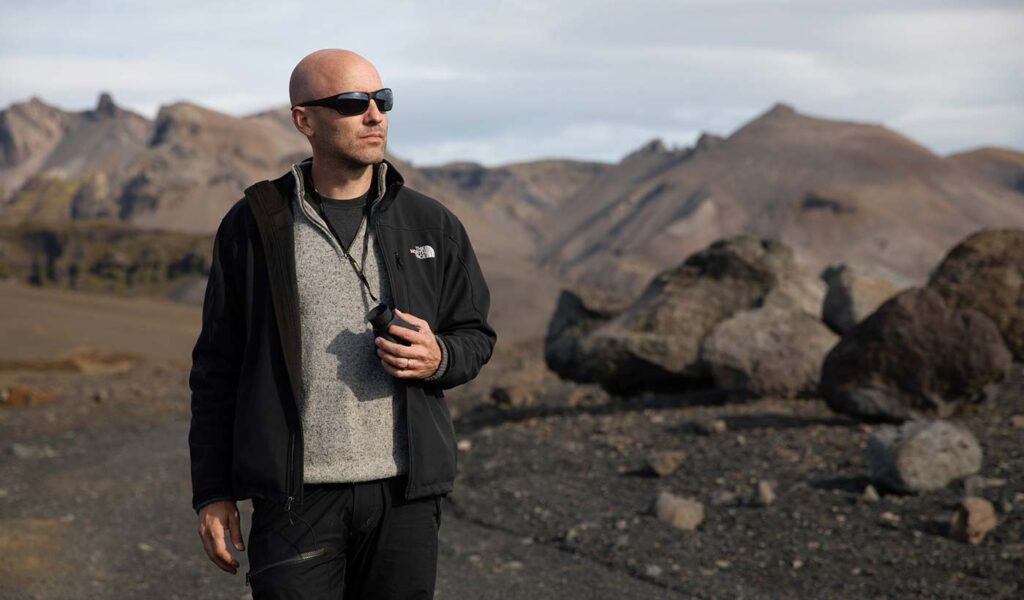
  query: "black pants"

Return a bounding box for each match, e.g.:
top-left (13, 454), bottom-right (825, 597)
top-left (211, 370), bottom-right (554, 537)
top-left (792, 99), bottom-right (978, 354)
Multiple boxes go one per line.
top-left (245, 473), bottom-right (443, 599)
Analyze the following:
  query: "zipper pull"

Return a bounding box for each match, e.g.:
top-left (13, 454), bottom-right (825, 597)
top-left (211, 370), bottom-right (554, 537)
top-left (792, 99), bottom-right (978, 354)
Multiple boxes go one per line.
top-left (285, 495), bottom-right (295, 524)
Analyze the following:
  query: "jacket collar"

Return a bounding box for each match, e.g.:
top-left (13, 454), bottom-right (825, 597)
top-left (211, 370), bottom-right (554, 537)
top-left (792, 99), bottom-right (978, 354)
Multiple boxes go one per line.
top-left (289, 156), bottom-right (406, 215)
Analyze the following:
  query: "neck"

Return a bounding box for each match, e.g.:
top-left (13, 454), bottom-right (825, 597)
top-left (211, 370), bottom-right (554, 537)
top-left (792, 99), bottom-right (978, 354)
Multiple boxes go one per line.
top-left (310, 153), bottom-right (375, 200)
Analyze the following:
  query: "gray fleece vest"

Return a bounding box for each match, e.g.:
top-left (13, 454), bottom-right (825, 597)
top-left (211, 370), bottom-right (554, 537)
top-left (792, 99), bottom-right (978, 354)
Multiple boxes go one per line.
top-left (291, 159), bottom-right (409, 483)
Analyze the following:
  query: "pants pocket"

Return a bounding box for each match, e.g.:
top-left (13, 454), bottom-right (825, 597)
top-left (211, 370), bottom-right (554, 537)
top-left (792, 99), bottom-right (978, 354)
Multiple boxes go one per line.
top-left (246, 546), bottom-right (327, 583)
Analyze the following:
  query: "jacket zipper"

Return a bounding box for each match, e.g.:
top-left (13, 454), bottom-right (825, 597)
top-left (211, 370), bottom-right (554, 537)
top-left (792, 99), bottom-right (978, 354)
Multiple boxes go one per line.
top-left (246, 547), bottom-right (327, 585)
top-left (375, 209), bottom-right (413, 502)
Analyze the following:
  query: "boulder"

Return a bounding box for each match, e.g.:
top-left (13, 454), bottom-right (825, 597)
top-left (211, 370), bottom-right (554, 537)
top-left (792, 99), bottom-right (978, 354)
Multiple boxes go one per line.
top-left (866, 420), bottom-right (982, 493)
top-left (700, 305), bottom-right (838, 398)
top-left (553, 236), bottom-right (825, 393)
top-left (821, 264), bottom-right (900, 334)
top-left (820, 287), bottom-right (1012, 421)
top-left (544, 285), bottom-right (632, 382)
top-left (928, 228), bottom-right (1024, 361)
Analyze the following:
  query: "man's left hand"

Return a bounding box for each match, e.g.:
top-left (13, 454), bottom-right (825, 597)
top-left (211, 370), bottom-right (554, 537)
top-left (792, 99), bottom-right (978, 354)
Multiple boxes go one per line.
top-left (375, 308), bottom-right (442, 379)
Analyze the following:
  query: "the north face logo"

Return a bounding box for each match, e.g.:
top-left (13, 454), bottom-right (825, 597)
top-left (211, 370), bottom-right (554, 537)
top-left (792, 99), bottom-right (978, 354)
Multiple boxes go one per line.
top-left (409, 245), bottom-right (436, 259)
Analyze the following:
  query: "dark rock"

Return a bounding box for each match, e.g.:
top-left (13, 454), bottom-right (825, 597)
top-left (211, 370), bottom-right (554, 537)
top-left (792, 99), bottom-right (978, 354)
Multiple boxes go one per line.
top-left (544, 285), bottom-right (631, 383)
top-left (820, 287), bottom-right (1012, 421)
top-left (928, 228), bottom-right (1024, 361)
top-left (821, 264), bottom-right (900, 334)
top-left (551, 236), bottom-right (824, 393)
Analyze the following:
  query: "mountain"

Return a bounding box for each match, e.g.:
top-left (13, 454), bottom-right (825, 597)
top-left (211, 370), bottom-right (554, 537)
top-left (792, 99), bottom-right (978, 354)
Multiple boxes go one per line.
top-left (947, 146), bottom-right (1024, 194)
top-left (3, 94), bottom-right (1023, 343)
top-left (0, 94), bottom-right (575, 344)
top-left (536, 103), bottom-right (1024, 296)
top-left (0, 94), bottom-right (312, 233)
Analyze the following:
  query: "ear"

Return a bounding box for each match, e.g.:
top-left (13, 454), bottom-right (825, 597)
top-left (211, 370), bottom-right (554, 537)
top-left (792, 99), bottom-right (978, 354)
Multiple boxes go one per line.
top-left (292, 107), bottom-right (315, 137)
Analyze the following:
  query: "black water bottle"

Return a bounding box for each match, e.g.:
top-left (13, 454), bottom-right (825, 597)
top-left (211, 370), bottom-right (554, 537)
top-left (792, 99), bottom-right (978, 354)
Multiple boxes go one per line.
top-left (365, 303), bottom-right (418, 345)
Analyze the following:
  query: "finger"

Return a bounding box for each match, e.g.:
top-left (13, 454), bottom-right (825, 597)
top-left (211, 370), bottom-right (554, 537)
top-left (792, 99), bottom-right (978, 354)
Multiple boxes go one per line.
top-left (199, 523), bottom-right (215, 565)
top-left (380, 356), bottom-right (422, 378)
top-left (388, 321), bottom-right (426, 344)
top-left (228, 507), bottom-right (245, 551)
top-left (380, 359), bottom-right (402, 377)
top-left (210, 521), bottom-right (239, 573)
top-left (375, 335), bottom-right (416, 357)
top-left (377, 348), bottom-right (419, 369)
top-left (394, 308), bottom-right (427, 328)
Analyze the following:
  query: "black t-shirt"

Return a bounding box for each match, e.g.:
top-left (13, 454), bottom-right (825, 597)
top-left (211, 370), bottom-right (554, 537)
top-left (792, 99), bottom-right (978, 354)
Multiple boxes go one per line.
top-left (306, 168), bottom-right (375, 251)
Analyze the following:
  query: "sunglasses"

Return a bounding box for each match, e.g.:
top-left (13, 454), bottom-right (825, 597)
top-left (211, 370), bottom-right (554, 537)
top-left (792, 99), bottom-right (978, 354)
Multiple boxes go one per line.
top-left (293, 88), bottom-right (394, 116)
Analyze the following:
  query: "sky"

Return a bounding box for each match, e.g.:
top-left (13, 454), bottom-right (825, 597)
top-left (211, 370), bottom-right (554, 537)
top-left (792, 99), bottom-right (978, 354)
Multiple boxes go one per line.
top-left (1, 0), bottom-right (1021, 167)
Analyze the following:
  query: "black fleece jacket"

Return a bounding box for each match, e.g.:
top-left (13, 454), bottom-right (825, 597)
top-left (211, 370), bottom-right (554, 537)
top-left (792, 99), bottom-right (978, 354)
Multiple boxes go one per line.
top-left (188, 158), bottom-right (497, 514)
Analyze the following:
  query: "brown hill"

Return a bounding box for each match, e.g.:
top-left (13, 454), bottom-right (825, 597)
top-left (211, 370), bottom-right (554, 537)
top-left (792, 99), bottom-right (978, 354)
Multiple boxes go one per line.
top-left (537, 103), bottom-right (1024, 296)
top-left (415, 159), bottom-right (609, 245)
top-left (947, 146), bottom-right (1024, 194)
top-left (0, 95), bottom-right (573, 344)
top-left (4, 94), bottom-right (1023, 344)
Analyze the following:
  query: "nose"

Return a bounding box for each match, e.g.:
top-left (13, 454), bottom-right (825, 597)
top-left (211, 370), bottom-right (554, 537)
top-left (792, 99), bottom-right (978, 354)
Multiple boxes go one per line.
top-left (364, 98), bottom-right (384, 125)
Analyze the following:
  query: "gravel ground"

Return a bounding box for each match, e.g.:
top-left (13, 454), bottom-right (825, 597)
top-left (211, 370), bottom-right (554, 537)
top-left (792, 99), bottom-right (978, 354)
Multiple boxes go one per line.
top-left (1, 358), bottom-right (1021, 599)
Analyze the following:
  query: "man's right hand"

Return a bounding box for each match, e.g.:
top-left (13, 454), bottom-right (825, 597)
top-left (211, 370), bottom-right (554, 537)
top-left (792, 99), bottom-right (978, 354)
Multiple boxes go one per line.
top-left (198, 500), bottom-right (245, 574)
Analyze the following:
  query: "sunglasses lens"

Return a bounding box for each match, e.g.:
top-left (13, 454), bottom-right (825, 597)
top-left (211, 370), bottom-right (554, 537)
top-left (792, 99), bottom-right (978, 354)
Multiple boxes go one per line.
top-left (336, 97), bottom-right (371, 115)
top-left (374, 89), bottom-right (394, 112)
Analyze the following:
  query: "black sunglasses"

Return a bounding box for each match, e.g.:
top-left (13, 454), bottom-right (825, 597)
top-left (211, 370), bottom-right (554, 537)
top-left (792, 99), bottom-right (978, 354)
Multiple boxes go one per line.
top-left (293, 88), bottom-right (394, 116)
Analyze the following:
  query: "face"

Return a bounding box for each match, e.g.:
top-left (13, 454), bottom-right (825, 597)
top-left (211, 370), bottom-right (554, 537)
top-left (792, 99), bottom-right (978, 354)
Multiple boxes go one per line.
top-left (292, 63), bottom-right (388, 168)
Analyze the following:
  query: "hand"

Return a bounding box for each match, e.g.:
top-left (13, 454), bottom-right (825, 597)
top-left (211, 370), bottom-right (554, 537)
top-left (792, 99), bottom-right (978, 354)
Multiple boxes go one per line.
top-left (375, 308), bottom-right (442, 379)
top-left (198, 500), bottom-right (245, 574)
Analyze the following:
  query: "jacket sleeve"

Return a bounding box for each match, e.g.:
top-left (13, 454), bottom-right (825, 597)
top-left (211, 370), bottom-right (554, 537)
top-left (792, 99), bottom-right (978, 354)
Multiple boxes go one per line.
top-left (429, 217), bottom-right (497, 390)
top-left (188, 207), bottom-right (246, 513)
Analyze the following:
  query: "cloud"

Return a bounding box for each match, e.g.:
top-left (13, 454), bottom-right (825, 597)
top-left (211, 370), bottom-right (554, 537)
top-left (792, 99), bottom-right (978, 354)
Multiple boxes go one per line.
top-left (1, 0), bottom-right (1021, 165)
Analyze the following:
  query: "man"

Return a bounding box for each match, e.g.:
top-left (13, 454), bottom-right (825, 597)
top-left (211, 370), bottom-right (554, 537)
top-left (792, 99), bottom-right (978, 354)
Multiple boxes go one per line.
top-left (189, 48), bottom-right (497, 598)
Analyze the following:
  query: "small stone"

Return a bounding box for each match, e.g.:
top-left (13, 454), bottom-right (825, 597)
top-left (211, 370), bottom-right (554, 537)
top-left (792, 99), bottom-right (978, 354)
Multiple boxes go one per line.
top-left (137, 543), bottom-right (154, 552)
top-left (653, 491), bottom-right (705, 531)
top-left (615, 519), bottom-right (628, 529)
top-left (860, 485), bottom-right (880, 503)
top-left (491, 384), bottom-right (536, 408)
top-left (646, 449), bottom-right (686, 477)
top-left (792, 559), bottom-right (803, 569)
top-left (879, 511), bottom-right (900, 527)
top-left (9, 443), bottom-right (58, 459)
top-left (714, 559), bottom-right (731, 569)
top-left (1010, 414), bottom-right (1024, 429)
top-left (695, 418), bottom-right (728, 435)
top-left (614, 534), bottom-right (629, 547)
top-left (457, 439), bottom-right (472, 451)
top-left (755, 480), bottom-right (776, 506)
top-left (950, 497), bottom-right (997, 544)
top-left (710, 490), bottom-right (738, 507)
top-left (645, 564), bottom-right (662, 577)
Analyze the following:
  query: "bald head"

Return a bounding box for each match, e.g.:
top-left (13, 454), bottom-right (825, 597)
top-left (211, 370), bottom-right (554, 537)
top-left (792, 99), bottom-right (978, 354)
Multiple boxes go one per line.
top-left (289, 49), bottom-right (383, 107)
